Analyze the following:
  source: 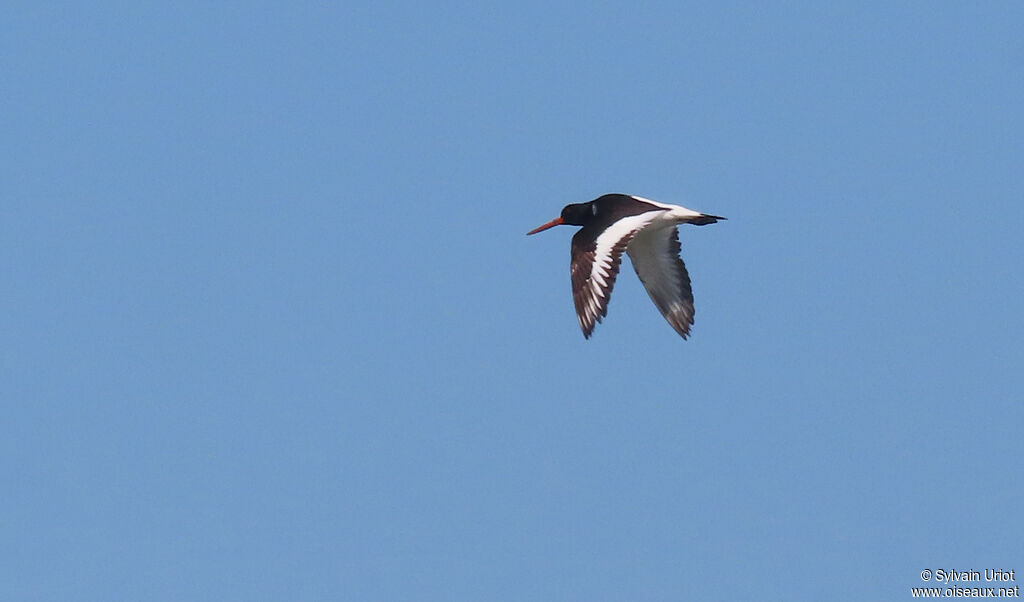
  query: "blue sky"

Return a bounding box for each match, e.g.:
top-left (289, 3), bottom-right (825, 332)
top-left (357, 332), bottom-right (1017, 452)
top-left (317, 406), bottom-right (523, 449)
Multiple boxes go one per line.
top-left (2, 2), bottom-right (1022, 600)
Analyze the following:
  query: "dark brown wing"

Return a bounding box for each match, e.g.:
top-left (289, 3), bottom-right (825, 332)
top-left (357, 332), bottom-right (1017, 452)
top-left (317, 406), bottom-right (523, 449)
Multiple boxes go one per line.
top-left (569, 212), bottom-right (663, 338)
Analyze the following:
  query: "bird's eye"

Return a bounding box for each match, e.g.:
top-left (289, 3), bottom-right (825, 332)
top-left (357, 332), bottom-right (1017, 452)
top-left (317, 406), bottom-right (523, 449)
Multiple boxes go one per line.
top-left (592, 204), bottom-right (598, 215)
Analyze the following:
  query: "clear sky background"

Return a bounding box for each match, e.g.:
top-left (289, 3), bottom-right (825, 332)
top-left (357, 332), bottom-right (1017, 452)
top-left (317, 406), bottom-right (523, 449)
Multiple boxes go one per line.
top-left (3, 2), bottom-right (1022, 600)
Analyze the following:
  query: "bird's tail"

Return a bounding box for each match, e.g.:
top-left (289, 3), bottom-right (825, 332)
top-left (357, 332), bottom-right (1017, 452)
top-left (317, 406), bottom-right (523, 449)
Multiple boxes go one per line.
top-left (690, 214), bottom-right (726, 226)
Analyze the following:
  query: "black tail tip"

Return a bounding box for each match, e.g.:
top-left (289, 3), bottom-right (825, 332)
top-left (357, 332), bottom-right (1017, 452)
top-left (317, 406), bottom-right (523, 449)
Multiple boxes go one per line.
top-left (692, 214), bottom-right (726, 226)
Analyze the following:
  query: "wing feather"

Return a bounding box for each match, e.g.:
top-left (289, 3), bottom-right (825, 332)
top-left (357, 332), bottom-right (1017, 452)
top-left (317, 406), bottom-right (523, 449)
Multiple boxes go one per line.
top-left (570, 212), bottom-right (663, 338)
top-left (626, 226), bottom-right (696, 339)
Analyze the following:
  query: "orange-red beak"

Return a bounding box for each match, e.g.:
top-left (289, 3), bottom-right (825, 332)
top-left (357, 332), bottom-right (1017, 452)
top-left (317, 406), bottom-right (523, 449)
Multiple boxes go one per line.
top-left (526, 216), bottom-right (563, 235)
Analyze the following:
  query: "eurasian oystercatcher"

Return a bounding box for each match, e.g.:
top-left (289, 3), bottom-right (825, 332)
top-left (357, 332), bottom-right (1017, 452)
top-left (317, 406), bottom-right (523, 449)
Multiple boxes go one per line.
top-left (528, 193), bottom-right (725, 339)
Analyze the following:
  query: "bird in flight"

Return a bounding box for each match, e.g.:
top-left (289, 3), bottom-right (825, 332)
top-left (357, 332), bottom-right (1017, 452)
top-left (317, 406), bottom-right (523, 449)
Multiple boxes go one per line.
top-left (528, 193), bottom-right (725, 339)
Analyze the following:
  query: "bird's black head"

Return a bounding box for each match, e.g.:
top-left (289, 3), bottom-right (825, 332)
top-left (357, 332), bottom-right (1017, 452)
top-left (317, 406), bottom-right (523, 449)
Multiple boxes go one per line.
top-left (526, 201), bottom-right (598, 235)
top-left (558, 202), bottom-right (594, 226)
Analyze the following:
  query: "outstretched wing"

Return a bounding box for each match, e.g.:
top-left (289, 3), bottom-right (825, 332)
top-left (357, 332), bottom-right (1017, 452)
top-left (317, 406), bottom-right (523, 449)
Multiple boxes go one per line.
top-left (626, 225), bottom-right (695, 339)
top-left (570, 212), bottom-right (663, 338)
